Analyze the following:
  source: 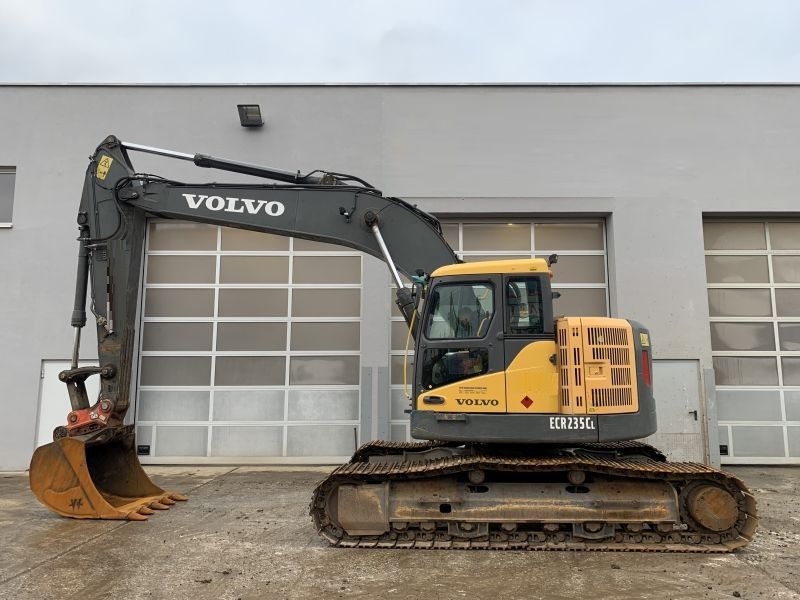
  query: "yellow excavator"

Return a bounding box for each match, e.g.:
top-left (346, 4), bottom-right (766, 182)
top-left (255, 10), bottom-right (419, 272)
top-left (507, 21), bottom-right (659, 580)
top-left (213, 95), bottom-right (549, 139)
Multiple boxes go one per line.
top-left (30, 136), bottom-right (758, 551)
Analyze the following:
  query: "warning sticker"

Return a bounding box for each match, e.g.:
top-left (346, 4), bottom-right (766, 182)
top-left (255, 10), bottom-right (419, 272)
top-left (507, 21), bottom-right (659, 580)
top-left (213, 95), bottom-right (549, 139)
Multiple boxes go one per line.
top-left (96, 155), bottom-right (113, 181)
top-left (639, 332), bottom-right (650, 347)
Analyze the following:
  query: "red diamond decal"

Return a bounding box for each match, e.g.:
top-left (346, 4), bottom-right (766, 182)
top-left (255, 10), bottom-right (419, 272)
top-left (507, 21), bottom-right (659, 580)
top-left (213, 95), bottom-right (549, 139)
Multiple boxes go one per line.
top-left (521, 396), bottom-right (533, 409)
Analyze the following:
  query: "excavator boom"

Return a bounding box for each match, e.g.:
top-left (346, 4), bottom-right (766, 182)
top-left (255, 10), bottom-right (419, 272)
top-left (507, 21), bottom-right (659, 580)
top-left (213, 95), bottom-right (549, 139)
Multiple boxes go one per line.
top-left (30, 135), bottom-right (456, 520)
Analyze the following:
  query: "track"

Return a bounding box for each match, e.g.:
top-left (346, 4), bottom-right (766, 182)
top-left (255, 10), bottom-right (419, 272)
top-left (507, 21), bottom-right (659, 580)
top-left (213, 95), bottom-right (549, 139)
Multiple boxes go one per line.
top-left (311, 441), bottom-right (758, 552)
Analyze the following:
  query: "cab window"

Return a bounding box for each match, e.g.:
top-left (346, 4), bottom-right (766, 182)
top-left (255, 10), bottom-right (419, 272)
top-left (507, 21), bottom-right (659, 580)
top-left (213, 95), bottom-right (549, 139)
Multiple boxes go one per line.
top-left (506, 276), bottom-right (544, 335)
top-left (425, 283), bottom-right (494, 340)
top-left (421, 348), bottom-right (490, 389)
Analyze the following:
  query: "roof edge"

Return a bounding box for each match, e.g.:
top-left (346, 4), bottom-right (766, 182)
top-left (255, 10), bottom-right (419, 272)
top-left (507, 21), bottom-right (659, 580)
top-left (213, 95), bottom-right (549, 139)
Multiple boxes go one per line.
top-left (1, 82), bottom-right (800, 88)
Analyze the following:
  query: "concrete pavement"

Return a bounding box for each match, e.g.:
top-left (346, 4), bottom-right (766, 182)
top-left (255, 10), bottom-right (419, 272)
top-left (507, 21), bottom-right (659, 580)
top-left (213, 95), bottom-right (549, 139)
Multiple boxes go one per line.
top-left (0, 466), bottom-right (797, 599)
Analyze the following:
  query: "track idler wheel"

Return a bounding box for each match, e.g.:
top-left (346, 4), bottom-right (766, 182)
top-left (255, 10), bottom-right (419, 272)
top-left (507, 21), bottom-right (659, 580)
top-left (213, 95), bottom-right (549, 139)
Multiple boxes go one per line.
top-left (29, 425), bottom-right (186, 520)
top-left (683, 483), bottom-right (738, 533)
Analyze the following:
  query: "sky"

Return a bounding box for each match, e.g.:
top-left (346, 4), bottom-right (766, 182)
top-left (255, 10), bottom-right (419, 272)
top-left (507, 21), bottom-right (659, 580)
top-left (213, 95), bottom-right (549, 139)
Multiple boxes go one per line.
top-left (0, 0), bottom-right (799, 83)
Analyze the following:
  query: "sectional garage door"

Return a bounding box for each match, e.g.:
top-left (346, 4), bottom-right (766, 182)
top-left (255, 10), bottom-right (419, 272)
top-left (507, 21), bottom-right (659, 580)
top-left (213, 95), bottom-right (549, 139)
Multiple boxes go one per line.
top-left (389, 220), bottom-right (609, 442)
top-left (135, 222), bottom-right (362, 463)
top-left (704, 221), bottom-right (800, 464)
top-left (137, 219), bottom-right (610, 460)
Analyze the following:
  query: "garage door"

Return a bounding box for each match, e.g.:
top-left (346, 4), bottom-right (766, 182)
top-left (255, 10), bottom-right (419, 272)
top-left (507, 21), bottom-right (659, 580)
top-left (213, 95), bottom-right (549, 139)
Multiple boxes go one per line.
top-left (704, 221), bottom-right (800, 465)
top-left (389, 220), bottom-right (609, 441)
top-left (135, 222), bottom-right (362, 463)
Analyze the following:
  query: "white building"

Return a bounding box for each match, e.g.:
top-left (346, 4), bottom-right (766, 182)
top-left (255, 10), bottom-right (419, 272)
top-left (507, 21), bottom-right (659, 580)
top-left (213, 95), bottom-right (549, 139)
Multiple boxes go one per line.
top-left (1, 83), bottom-right (799, 469)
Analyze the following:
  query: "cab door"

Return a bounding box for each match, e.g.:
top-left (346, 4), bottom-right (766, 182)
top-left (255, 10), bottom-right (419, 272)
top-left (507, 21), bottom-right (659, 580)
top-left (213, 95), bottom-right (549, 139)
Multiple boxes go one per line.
top-left (415, 275), bottom-right (506, 413)
top-left (503, 274), bottom-right (560, 414)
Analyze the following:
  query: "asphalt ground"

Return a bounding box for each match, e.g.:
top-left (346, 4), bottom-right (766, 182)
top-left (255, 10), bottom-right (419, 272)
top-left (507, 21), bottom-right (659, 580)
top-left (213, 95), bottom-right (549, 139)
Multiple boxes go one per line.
top-left (0, 466), bottom-right (797, 599)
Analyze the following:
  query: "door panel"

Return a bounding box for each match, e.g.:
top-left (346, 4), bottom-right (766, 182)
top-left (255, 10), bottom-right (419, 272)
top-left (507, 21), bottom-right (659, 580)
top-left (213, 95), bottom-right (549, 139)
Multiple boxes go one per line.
top-left (416, 275), bottom-right (505, 411)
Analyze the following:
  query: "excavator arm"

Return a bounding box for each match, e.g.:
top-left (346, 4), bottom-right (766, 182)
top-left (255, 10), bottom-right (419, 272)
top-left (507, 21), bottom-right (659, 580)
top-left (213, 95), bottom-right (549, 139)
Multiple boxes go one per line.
top-left (29, 135), bottom-right (457, 520)
top-left (74, 135), bottom-right (456, 435)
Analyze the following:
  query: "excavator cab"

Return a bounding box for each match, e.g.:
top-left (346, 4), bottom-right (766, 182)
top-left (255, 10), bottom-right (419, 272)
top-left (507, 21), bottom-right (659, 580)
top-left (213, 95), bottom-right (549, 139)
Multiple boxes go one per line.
top-left (408, 258), bottom-right (661, 444)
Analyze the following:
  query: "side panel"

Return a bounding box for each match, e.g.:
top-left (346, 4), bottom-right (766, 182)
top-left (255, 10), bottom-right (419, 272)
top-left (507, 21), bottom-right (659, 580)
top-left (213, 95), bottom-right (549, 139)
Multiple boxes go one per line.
top-left (557, 318), bottom-right (587, 415)
top-left (504, 341), bottom-right (560, 414)
top-left (416, 371), bottom-right (507, 413)
top-left (557, 317), bottom-right (639, 416)
top-left (410, 410), bottom-right (600, 443)
top-left (596, 320), bottom-right (658, 442)
top-left (581, 317), bottom-right (639, 415)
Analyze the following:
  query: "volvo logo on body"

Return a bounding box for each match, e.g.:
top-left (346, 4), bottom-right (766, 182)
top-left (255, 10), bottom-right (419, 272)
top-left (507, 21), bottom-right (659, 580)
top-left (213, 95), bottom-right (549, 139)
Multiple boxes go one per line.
top-left (456, 398), bottom-right (499, 406)
top-left (182, 193), bottom-right (285, 217)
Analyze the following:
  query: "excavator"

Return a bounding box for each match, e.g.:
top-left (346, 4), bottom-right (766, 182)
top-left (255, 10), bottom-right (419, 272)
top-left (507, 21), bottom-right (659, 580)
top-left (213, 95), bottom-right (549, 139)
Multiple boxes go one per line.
top-left (30, 135), bottom-right (758, 551)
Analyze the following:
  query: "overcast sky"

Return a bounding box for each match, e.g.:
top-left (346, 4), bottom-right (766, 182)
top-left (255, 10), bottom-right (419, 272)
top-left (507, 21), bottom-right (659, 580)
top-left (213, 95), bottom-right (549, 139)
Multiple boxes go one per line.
top-left (1, 0), bottom-right (798, 83)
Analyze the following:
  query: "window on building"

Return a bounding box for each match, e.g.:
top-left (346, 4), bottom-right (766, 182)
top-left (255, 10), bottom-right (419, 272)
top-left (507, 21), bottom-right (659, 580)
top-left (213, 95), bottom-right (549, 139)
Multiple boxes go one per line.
top-left (0, 169), bottom-right (15, 226)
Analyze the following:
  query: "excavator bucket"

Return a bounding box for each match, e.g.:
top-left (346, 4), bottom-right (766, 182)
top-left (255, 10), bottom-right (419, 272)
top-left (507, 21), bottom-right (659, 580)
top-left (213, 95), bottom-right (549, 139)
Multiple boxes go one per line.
top-left (29, 426), bottom-right (186, 520)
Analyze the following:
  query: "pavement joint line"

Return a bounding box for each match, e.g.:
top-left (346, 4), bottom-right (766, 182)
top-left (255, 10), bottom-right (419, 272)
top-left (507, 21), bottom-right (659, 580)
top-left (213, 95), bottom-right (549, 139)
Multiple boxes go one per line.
top-left (169, 466), bottom-right (241, 496)
top-left (0, 466), bottom-right (240, 589)
top-left (0, 521), bottom-right (131, 588)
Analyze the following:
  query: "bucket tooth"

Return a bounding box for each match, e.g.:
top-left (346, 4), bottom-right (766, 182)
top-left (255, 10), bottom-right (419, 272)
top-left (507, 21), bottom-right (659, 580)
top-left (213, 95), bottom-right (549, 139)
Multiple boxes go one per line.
top-left (169, 493), bottom-right (188, 502)
top-left (29, 425), bottom-right (187, 521)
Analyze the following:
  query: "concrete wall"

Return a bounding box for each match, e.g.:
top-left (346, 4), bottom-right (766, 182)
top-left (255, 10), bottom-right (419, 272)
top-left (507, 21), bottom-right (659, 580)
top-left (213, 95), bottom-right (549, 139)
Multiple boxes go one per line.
top-left (2, 84), bottom-right (799, 469)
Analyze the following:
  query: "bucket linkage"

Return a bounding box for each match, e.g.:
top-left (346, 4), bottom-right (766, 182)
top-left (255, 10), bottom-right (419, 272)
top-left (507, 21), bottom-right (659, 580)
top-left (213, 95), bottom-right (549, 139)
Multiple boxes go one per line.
top-left (29, 361), bottom-right (186, 520)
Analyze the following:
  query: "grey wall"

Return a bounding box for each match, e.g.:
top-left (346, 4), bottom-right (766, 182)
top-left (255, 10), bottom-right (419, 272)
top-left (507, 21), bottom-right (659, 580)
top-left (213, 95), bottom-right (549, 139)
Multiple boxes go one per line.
top-left (2, 84), bottom-right (800, 469)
